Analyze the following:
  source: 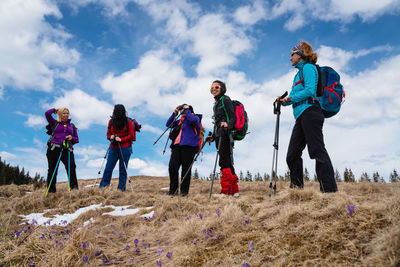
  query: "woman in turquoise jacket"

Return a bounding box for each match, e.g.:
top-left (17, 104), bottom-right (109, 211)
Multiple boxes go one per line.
top-left (280, 41), bottom-right (337, 193)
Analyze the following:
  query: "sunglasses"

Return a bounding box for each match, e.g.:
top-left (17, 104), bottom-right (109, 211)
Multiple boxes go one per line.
top-left (211, 85), bottom-right (221, 90)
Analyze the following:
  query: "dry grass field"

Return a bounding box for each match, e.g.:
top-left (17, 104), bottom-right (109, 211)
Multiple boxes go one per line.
top-left (0, 176), bottom-right (399, 266)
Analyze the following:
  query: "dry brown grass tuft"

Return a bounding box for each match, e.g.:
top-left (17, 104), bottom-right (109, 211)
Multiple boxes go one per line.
top-left (0, 177), bottom-right (399, 266)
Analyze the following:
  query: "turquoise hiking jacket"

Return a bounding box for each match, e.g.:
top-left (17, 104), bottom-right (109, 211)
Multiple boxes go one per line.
top-left (283, 60), bottom-right (318, 119)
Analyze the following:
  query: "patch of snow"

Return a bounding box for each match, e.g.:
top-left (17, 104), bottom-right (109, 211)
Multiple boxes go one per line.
top-left (103, 205), bottom-right (140, 216)
top-left (140, 210), bottom-right (155, 219)
top-left (84, 184), bottom-right (99, 188)
top-left (83, 217), bottom-right (95, 226)
top-left (19, 204), bottom-right (155, 226)
top-left (161, 187), bottom-right (169, 190)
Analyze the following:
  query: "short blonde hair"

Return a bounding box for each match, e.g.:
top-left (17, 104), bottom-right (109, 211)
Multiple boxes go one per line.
top-left (56, 107), bottom-right (70, 122)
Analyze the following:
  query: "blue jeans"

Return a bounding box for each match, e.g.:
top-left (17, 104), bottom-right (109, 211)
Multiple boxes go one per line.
top-left (99, 146), bottom-right (132, 191)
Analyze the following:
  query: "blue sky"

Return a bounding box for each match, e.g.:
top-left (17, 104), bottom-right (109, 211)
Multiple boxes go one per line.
top-left (1, 0), bottom-right (399, 182)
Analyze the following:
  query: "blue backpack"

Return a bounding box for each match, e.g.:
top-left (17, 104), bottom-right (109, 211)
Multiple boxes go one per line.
top-left (300, 64), bottom-right (345, 118)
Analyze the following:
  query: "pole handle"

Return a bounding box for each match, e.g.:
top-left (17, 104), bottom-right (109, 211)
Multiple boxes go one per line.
top-left (273, 91), bottom-right (288, 114)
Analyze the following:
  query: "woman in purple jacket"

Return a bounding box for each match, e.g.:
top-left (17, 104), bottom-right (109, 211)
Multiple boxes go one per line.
top-left (166, 104), bottom-right (201, 196)
top-left (45, 107), bottom-right (79, 193)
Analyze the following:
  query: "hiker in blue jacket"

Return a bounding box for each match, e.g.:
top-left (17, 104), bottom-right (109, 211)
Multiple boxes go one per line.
top-left (279, 41), bottom-right (337, 193)
top-left (166, 104), bottom-right (202, 196)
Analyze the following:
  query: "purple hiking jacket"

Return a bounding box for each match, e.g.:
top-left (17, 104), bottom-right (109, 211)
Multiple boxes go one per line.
top-left (45, 108), bottom-right (79, 146)
top-left (166, 109), bottom-right (202, 148)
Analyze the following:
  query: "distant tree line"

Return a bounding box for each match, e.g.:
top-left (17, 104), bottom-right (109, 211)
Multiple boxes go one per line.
top-left (192, 168), bottom-right (400, 183)
top-left (0, 157), bottom-right (45, 187)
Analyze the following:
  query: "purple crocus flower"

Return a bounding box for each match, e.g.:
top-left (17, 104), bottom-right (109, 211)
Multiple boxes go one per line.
top-left (136, 248), bottom-right (140, 255)
top-left (156, 260), bottom-right (162, 266)
top-left (118, 234), bottom-right (122, 239)
top-left (242, 263), bottom-right (250, 267)
top-left (186, 215), bottom-right (190, 220)
top-left (215, 235), bottom-right (220, 240)
top-left (14, 231), bottom-right (21, 238)
top-left (83, 256), bottom-right (88, 262)
top-left (248, 241), bottom-right (254, 251)
top-left (347, 205), bottom-right (355, 216)
top-left (94, 250), bottom-right (103, 257)
top-left (261, 224), bottom-right (265, 227)
top-left (216, 210), bottom-right (221, 217)
top-left (199, 213), bottom-right (203, 219)
top-left (29, 264), bottom-right (35, 267)
top-left (125, 245), bottom-right (130, 250)
top-left (102, 258), bottom-right (109, 264)
top-left (40, 234), bottom-right (45, 239)
top-left (193, 241), bottom-right (197, 246)
top-left (81, 242), bottom-right (87, 248)
top-left (129, 258), bottom-right (134, 262)
top-left (244, 219), bottom-right (250, 225)
top-left (166, 252), bottom-right (172, 259)
top-left (134, 239), bottom-right (139, 246)
top-left (156, 249), bottom-right (164, 256)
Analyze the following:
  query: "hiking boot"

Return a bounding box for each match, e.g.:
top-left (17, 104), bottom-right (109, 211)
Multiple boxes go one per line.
top-left (213, 193), bottom-right (227, 197)
top-left (233, 193), bottom-right (240, 198)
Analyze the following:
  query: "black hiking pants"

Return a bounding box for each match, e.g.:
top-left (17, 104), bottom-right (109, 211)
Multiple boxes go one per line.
top-left (286, 105), bottom-right (337, 193)
top-left (215, 133), bottom-right (235, 174)
top-left (46, 146), bottom-right (78, 193)
top-left (168, 145), bottom-right (197, 196)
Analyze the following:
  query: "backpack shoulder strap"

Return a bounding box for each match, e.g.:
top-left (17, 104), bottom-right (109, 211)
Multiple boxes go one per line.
top-left (219, 95), bottom-right (230, 123)
top-left (48, 121), bottom-right (60, 144)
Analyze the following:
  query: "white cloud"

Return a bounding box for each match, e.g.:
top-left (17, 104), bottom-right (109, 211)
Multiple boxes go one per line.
top-left (75, 145), bottom-right (107, 163)
top-left (0, 84), bottom-right (4, 99)
top-left (317, 45), bottom-right (394, 72)
top-left (100, 49), bottom-right (186, 116)
top-left (141, 124), bottom-right (163, 135)
top-left (0, 0), bottom-right (80, 91)
top-left (47, 89), bottom-right (114, 129)
top-left (0, 151), bottom-right (17, 160)
top-left (26, 114), bottom-right (46, 128)
top-left (268, 0), bottom-right (400, 31)
top-left (233, 0), bottom-right (268, 25)
top-left (65, 0), bottom-right (135, 17)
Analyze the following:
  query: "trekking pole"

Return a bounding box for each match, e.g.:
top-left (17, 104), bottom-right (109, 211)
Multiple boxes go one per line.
top-left (68, 146), bottom-right (71, 192)
top-left (209, 135), bottom-right (222, 199)
top-left (269, 91), bottom-right (288, 197)
top-left (93, 144), bottom-right (111, 187)
top-left (174, 131), bottom-right (212, 195)
top-left (162, 128), bottom-right (172, 155)
top-left (117, 142), bottom-right (134, 192)
top-left (153, 113), bottom-right (181, 146)
top-left (45, 147), bottom-right (64, 197)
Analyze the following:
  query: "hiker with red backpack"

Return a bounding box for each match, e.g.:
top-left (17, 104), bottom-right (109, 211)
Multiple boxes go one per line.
top-left (166, 104), bottom-right (202, 196)
top-left (207, 80), bottom-right (240, 197)
top-left (45, 107), bottom-right (79, 194)
top-left (99, 104), bottom-right (140, 192)
top-left (279, 41), bottom-right (338, 193)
